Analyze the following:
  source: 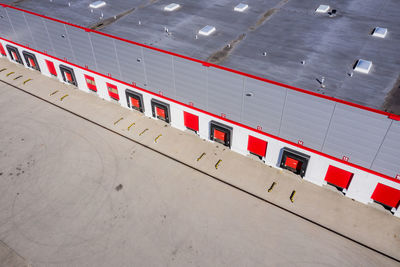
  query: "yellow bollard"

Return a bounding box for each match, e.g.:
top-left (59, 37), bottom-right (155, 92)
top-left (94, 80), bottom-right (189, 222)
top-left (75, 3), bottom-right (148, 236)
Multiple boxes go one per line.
top-left (13, 75), bottom-right (22, 80)
top-left (139, 128), bottom-right (148, 136)
top-left (154, 134), bottom-right (162, 143)
top-left (50, 90), bottom-right (59, 96)
top-left (0, 68), bottom-right (7, 72)
top-left (6, 71), bottom-right (14, 77)
top-left (290, 190), bottom-right (296, 203)
top-left (127, 122), bottom-right (135, 131)
top-left (114, 117), bottom-right (123, 125)
top-left (23, 78), bottom-right (32, 84)
top-left (60, 94), bottom-right (68, 101)
top-left (268, 182), bottom-right (276, 192)
top-left (215, 159), bottom-right (222, 169)
top-left (197, 152), bottom-right (206, 162)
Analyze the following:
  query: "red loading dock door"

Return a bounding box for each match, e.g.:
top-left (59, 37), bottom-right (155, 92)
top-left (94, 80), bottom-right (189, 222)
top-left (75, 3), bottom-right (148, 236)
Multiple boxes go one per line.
top-left (65, 72), bottom-right (73, 83)
top-left (371, 183), bottom-right (400, 209)
top-left (0, 45), bottom-right (6, 56)
top-left (46, 60), bottom-right (57, 76)
top-left (28, 57), bottom-right (36, 67)
top-left (285, 157), bottom-right (302, 171)
top-left (324, 165), bottom-right (353, 189)
top-left (214, 129), bottom-right (226, 143)
top-left (184, 112), bottom-right (199, 131)
top-left (11, 51), bottom-right (17, 61)
top-left (247, 135), bottom-right (267, 157)
top-left (156, 107), bottom-right (166, 119)
top-left (130, 97), bottom-right (140, 109)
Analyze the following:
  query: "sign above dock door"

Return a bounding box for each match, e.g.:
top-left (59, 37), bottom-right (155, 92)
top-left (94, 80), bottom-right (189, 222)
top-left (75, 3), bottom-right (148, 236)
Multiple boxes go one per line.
top-left (324, 165), bottom-right (353, 190)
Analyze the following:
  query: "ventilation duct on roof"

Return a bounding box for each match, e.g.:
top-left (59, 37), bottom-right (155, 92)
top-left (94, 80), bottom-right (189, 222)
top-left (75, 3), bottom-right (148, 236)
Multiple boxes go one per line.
top-left (372, 27), bottom-right (387, 38)
top-left (164, 3), bottom-right (181, 12)
top-left (89, 1), bottom-right (106, 9)
top-left (315, 5), bottom-right (330, 13)
top-left (234, 3), bottom-right (249, 12)
top-left (198, 25), bottom-right (216, 36)
top-left (354, 59), bottom-right (372, 74)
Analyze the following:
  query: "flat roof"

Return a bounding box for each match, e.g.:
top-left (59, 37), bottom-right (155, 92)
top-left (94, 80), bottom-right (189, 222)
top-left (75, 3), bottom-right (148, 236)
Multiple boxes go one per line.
top-left (10, 0), bottom-right (400, 114)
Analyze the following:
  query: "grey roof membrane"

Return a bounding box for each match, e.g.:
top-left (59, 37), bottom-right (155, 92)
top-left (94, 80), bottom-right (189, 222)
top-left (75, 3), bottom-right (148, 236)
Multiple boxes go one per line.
top-left (8, 0), bottom-right (400, 113)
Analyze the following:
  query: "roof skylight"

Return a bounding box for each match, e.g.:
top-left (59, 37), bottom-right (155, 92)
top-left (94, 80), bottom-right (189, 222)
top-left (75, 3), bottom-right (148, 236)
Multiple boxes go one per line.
top-left (372, 27), bottom-right (387, 38)
top-left (315, 5), bottom-right (330, 13)
top-left (354, 59), bottom-right (372, 74)
top-left (164, 3), bottom-right (181, 12)
top-left (198, 25), bottom-right (216, 36)
top-left (234, 3), bottom-right (249, 12)
top-left (89, 1), bottom-right (106, 9)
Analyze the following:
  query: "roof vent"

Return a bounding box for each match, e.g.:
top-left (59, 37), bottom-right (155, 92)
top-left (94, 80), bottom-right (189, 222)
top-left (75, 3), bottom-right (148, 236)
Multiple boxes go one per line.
top-left (164, 3), bottom-right (181, 12)
top-left (372, 27), bottom-right (387, 38)
top-left (198, 25), bottom-right (216, 36)
top-left (234, 3), bottom-right (248, 12)
top-left (89, 1), bottom-right (106, 9)
top-left (354, 59), bottom-right (372, 74)
top-left (315, 5), bottom-right (330, 13)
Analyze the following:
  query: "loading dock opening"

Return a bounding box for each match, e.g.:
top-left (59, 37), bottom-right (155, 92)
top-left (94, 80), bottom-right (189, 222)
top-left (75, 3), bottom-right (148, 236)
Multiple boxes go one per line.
top-left (84, 74), bottom-right (97, 92)
top-left (59, 65), bottom-right (77, 86)
top-left (0, 44), bottom-right (6, 56)
top-left (107, 83), bottom-right (119, 100)
top-left (280, 147), bottom-right (310, 177)
top-left (371, 183), bottom-right (400, 212)
top-left (324, 165), bottom-right (353, 191)
top-left (6, 45), bottom-right (23, 64)
top-left (247, 135), bottom-right (267, 159)
top-left (125, 89), bottom-right (144, 112)
top-left (45, 60), bottom-right (57, 76)
top-left (210, 121), bottom-right (232, 148)
top-left (22, 51), bottom-right (40, 71)
top-left (184, 112), bottom-right (199, 132)
top-left (151, 99), bottom-right (170, 123)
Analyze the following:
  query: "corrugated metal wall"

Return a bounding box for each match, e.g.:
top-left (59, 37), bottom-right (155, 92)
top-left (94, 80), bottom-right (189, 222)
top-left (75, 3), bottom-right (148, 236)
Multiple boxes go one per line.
top-left (1, 6), bottom-right (399, 178)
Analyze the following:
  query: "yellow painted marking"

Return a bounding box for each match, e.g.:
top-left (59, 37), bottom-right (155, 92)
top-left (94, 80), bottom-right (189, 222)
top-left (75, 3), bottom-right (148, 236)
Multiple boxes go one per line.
top-left (6, 71), bottom-right (14, 77)
top-left (13, 75), bottom-right (23, 80)
top-left (215, 159), bottom-right (222, 169)
top-left (268, 182), bottom-right (276, 192)
top-left (23, 78), bottom-right (32, 84)
top-left (290, 190), bottom-right (296, 203)
top-left (139, 128), bottom-right (148, 136)
top-left (154, 134), bottom-right (162, 143)
top-left (114, 117), bottom-right (123, 125)
top-left (197, 152), bottom-right (206, 162)
top-left (60, 94), bottom-right (68, 101)
top-left (127, 122), bottom-right (135, 131)
top-left (50, 90), bottom-right (59, 96)
top-left (0, 68), bottom-right (7, 72)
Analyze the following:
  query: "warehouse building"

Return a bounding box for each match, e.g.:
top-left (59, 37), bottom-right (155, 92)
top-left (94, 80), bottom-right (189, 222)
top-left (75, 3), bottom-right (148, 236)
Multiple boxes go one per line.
top-left (0, 0), bottom-right (400, 215)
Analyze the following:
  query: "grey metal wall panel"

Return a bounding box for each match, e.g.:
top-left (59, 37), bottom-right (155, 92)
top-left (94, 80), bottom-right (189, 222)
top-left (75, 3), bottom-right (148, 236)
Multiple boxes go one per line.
top-left (114, 39), bottom-right (146, 86)
top-left (90, 33), bottom-right (121, 80)
top-left (24, 13), bottom-right (54, 55)
top-left (0, 7), bottom-right (14, 40)
top-left (65, 26), bottom-right (97, 71)
top-left (207, 68), bottom-right (244, 121)
top-left (142, 48), bottom-right (175, 97)
top-left (242, 78), bottom-right (286, 136)
top-left (322, 104), bottom-right (391, 168)
top-left (371, 121), bottom-right (400, 177)
top-left (6, 9), bottom-right (34, 47)
top-left (44, 19), bottom-right (74, 62)
top-left (174, 57), bottom-right (207, 110)
top-left (279, 91), bottom-right (335, 150)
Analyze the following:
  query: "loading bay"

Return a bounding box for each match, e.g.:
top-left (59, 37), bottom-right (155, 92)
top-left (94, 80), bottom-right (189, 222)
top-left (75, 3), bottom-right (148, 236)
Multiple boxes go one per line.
top-left (0, 59), bottom-right (399, 266)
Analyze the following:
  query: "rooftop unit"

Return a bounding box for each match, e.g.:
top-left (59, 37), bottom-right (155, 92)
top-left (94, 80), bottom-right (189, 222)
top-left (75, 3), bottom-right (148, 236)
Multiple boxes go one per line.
top-left (372, 27), bottom-right (388, 38)
top-left (164, 3), bottom-right (181, 12)
top-left (234, 3), bottom-right (249, 12)
top-left (89, 1), bottom-right (106, 9)
top-left (354, 59), bottom-right (372, 74)
top-left (198, 25), bottom-right (216, 36)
